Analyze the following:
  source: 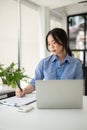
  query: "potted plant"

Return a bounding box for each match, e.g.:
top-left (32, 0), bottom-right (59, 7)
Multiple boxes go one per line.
top-left (0, 62), bottom-right (30, 88)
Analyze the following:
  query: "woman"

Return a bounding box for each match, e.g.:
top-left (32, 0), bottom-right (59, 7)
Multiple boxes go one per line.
top-left (16, 28), bottom-right (83, 97)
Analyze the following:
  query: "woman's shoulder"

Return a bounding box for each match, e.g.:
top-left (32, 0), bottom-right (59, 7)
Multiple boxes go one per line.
top-left (40, 55), bottom-right (54, 62)
top-left (69, 55), bottom-right (82, 64)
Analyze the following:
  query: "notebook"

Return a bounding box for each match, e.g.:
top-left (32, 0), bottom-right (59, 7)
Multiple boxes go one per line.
top-left (36, 80), bottom-right (84, 109)
top-left (0, 92), bottom-right (36, 107)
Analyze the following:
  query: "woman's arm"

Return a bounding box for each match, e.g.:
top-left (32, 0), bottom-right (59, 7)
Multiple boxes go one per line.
top-left (15, 84), bottom-right (35, 97)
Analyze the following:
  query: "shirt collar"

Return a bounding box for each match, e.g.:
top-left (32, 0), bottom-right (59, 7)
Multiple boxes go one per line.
top-left (63, 54), bottom-right (71, 63)
top-left (51, 54), bottom-right (71, 64)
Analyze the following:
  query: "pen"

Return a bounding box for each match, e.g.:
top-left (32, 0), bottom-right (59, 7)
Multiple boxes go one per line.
top-left (15, 80), bottom-right (23, 91)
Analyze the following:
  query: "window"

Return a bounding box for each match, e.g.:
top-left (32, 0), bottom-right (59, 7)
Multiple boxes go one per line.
top-left (67, 13), bottom-right (87, 66)
top-left (0, 0), bottom-right (40, 79)
top-left (0, 0), bottom-right (18, 65)
top-left (21, 3), bottom-right (40, 77)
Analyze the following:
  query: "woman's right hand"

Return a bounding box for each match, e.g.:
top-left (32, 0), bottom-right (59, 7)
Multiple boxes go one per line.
top-left (15, 88), bottom-right (25, 97)
top-left (15, 84), bottom-right (35, 97)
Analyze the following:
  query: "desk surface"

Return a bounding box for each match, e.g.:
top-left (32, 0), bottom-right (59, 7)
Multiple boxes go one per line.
top-left (0, 96), bottom-right (87, 130)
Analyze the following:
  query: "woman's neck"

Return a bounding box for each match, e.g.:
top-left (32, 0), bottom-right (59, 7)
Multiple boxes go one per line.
top-left (57, 50), bottom-right (67, 63)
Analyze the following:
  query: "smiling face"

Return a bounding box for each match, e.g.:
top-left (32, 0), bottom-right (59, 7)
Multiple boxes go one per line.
top-left (47, 34), bottom-right (65, 57)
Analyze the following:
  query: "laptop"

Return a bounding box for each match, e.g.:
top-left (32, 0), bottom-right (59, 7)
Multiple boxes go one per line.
top-left (36, 80), bottom-right (84, 109)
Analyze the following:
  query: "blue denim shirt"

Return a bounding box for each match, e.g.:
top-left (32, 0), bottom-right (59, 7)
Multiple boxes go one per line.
top-left (30, 54), bottom-right (83, 88)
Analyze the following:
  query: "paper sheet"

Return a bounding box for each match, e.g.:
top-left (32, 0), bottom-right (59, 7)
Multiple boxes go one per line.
top-left (0, 93), bottom-right (36, 107)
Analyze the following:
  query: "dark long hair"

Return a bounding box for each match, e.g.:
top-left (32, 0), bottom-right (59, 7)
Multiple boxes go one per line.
top-left (46, 28), bottom-right (72, 56)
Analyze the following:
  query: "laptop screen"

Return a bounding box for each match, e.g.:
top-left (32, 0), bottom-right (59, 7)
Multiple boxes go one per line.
top-left (36, 80), bottom-right (84, 109)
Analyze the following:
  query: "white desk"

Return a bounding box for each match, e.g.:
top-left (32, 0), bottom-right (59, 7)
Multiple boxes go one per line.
top-left (0, 96), bottom-right (87, 130)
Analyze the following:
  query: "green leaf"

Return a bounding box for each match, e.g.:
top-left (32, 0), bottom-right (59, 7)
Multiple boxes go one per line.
top-left (0, 62), bottom-right (30, 88)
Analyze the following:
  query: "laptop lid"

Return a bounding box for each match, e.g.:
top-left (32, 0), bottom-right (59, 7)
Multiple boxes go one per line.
top-left (36, 80), bottom-right (84, 109)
